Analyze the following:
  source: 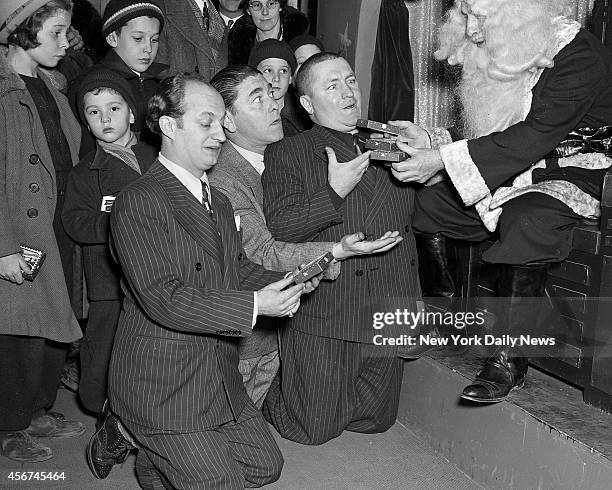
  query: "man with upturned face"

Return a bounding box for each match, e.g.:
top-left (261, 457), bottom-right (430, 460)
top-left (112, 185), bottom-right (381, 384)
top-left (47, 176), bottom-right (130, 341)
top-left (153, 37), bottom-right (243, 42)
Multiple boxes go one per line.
top-left (209, 64), bottom-right (402, 411)
top-left (391, 0), bottom-right (612, 403)
top-left (260, 53), bottom-right (421, 445)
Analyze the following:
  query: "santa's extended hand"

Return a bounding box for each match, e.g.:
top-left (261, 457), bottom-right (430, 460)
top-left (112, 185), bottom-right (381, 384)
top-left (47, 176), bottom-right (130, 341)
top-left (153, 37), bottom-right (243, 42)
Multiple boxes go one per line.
top-left (389, 120), bottom-right (431, 149)
top-left (391, 143), bottom-right (444, 184)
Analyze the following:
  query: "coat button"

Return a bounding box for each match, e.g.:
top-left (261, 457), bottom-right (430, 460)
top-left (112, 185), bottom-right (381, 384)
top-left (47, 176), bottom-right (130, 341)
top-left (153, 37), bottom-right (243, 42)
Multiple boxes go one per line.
top-left (405, 225), bottom-right (410, 232)
top-left (27, 208), bottom-right (38, 218)
top-left (195, 262), bottom-right (202, 271)
top-left (410, 258), bottom-right (416, 266)
top-left (238, 252), bottom-right (243, 260)
top-left (355, 269), bottom-right (364, 276)
top-left (29, 154), bottom-right (39, 165)
top-left (29, 183), bottom-right (40, 193)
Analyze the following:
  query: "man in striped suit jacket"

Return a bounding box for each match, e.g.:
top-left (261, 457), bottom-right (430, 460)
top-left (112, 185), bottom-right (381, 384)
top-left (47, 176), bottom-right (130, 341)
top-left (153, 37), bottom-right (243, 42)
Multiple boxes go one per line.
top-left (261, 53), bottom-right (422, 445)
top-left (108, 73), bottom-right (306, 488)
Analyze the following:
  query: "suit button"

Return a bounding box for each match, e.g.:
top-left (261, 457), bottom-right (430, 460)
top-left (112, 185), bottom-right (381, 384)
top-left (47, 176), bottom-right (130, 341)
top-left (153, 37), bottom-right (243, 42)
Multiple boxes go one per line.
top-left (355, 269), bottom-right (364, 276)
top-left (27, 208), bottom-right (38, 218)
top-left (410, 258), bottom-right (416, 266)
top-left (405, 225), bottom-right (410, 232)
top-left (238, 252), bottom-right (243, 260)
top-left (29, 183), bottom-right (40, 193)
top-left (195, 262), bottom-right (202, 271)
top-left (29, 154), bottom-right (40, 165)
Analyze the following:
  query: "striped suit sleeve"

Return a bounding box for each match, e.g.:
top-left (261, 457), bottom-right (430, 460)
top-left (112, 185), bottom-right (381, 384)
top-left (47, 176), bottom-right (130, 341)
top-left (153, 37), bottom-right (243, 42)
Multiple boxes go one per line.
top-left (262, 139), bottom-right (343, 243)
top-left (213, 175), bottom-right (336, 272)
top-left (110, 186), bottom-right (255, 336)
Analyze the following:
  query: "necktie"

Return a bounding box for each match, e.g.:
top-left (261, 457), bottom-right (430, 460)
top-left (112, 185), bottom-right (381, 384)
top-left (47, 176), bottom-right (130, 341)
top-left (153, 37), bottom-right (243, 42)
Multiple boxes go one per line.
top-left (227, 19), bottom-right (234, 29)
top-left (201, 181), bottom-right (216, 223)
top-left (202, 1), bottom-right (210, 30)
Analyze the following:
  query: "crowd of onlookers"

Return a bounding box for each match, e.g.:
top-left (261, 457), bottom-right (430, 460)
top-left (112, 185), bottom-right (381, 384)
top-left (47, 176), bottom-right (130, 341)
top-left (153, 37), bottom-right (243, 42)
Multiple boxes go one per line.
top-left (2, 1), bottom-right (612, 489)
top-left (0, 0), bottom-right (328, 470)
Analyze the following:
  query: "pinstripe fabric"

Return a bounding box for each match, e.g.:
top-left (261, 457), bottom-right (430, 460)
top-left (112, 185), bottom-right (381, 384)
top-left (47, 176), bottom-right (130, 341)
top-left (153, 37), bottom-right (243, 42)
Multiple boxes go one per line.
top-left (132, 399), bottom-right (283, 489)
top-left (108, 159), bottom-right (282, 434)
top-left (262, 124), bottom-right (422, 343)
top-left (261, 124), bottom-right (420, 444)
top-left (209, 142), bottom-right (337, 273)
top-left (263, 328), bottom-right (403, 445)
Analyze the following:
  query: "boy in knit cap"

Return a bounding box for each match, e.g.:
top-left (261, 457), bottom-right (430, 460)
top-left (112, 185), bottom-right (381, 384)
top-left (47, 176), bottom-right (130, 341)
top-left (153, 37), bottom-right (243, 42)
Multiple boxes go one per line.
top-left (248, 38), bottom-right (310, 136)
top-left (62, 67), bottom-right (156, 479)
top-left (288, 33), bottom-right (324, 74)
top-left (68, 0), bottom-right (167, 155)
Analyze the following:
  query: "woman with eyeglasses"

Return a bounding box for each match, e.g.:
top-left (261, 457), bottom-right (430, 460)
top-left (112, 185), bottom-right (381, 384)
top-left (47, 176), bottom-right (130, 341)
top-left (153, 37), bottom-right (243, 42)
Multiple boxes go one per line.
top-left (227, 0), bottom-right (309, 65)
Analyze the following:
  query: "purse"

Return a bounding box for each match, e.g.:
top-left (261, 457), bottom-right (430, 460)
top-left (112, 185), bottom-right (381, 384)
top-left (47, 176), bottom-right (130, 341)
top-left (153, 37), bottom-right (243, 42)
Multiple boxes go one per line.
top-left (20, 245), bottom-right (46, 281)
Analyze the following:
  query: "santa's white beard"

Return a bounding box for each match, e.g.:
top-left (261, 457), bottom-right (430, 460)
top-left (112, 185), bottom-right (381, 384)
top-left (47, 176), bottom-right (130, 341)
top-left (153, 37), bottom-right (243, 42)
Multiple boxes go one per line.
top-left (458, 47), bottom-right (532, 139)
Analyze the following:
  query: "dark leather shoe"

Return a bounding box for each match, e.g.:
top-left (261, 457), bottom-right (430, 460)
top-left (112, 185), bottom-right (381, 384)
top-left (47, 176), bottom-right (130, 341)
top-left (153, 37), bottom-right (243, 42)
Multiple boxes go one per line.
top-left (398, 325), bottom-right (441, 360)
top-left (26, 412), bottom-right (86, 438)
top-left (0, 430), bottom-right (53, 462)
top-left (461, 350), bottom-right (528, 403)
top-left (87, 410), bottom-right (135, 479)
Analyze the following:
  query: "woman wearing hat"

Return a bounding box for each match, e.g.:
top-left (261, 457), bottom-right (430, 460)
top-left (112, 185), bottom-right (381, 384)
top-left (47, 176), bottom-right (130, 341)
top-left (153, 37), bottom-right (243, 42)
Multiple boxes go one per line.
top-left (228, 0), bottom-right (309, 65)
top-left (0, 0), bottom-right (85, 463)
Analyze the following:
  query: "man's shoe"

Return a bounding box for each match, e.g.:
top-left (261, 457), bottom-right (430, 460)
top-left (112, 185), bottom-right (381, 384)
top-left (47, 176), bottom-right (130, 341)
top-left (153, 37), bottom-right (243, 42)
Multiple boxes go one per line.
top-left (461, 350), bottom-right (528, 403)
top-left (60, 357), bottom-right (80, 392)
top-left (26, 411), bottom-right (86, 438)
top-left (0, 430), bottom-right (53, 462)
top-left (87, 411), bottom-right (135, 479)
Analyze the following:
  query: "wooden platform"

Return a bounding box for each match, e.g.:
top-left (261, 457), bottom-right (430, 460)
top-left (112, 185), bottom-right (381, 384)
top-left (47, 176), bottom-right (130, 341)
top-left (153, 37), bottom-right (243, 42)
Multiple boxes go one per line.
top-left (399, 353), bottom-right (612, 489)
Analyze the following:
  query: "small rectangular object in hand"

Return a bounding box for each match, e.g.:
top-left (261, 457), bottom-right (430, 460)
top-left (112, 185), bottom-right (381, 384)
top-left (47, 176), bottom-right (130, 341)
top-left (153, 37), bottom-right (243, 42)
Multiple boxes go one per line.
top-left (292, 252), bottom-right (334, 284)
top-left (356, 119), bottom-right (402, 136)
top-left (365, 139), bottom-right (399, 151)
top-left (20, 245), bottom-right (46, 281)
top-left (371, 150), bottom-right (407, 162)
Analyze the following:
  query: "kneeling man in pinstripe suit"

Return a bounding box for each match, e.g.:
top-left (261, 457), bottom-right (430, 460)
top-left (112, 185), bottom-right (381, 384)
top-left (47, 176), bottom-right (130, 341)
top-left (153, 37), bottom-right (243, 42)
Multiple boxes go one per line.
top-left (108, 73), bottom-right (308, 488)
top-left (262, 53), bottom-right (422, 445)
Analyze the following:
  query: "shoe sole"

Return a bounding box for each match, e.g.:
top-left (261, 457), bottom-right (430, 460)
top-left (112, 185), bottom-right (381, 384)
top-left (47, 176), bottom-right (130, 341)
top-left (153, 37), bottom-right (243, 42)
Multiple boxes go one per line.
top-left (460, 380), bottom-right (525, 404)
top-left (86, 427), bottom-right (107, 480)
top-left (28, 426), bottom-right (86, 439)
top-left (6, 452), bottom-right (54, 463)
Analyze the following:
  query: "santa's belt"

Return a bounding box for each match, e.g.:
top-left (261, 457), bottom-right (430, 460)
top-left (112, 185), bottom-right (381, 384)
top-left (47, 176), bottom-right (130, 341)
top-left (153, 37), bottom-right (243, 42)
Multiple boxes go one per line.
top-left (547, 125), bottom-right (612, 158)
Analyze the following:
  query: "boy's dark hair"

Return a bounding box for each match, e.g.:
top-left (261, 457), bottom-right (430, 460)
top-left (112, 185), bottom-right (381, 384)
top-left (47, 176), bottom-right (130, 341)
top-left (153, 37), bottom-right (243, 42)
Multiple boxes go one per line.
top-left (295, 51), bottom-right (341, 97)
top-left (147, 73), bottom-right (208, 135)
top-left (7, 0), bottom-right (73, 50)
top-left (210, 64), bottom-right (261, 113)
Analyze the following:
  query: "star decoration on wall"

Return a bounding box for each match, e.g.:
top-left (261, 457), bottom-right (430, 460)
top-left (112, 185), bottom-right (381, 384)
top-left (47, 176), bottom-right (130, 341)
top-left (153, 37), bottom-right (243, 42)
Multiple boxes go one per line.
top-left (338, 22), bottom-right (352, 58)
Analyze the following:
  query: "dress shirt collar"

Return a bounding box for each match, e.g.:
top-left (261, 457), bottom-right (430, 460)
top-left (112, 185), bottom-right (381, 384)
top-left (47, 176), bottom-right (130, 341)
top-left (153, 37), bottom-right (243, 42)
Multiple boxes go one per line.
top-left (229, 141), bottom-right (265, 175)
top-left (158, 152), bottom-right (211, 204)
top-left (220, 12), bottom-right (243, 27)
top-left (193, 0), bottom-right (207, 12)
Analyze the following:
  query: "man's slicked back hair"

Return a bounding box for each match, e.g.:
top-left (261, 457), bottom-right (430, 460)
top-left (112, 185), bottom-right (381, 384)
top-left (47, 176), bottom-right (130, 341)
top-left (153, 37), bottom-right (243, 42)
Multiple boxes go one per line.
top-left (295, 51), bottom-right (342, 97)
top-left (147, 72), bottom-right (209, 134)
top-left (210, 64), bottom-right (263, 112)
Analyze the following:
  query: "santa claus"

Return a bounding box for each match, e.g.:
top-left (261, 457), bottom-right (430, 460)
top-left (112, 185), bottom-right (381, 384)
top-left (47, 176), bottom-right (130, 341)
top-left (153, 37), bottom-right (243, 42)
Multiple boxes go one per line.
top-left (392, 0), bottom-right (612, 402)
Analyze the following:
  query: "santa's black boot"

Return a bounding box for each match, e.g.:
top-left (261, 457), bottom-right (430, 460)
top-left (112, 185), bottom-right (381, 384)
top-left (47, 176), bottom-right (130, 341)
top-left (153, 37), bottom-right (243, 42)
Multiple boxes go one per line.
top-left (401, 232), bottom-right (458, 359)
top-left (461, 263), bottom-right (548, 403)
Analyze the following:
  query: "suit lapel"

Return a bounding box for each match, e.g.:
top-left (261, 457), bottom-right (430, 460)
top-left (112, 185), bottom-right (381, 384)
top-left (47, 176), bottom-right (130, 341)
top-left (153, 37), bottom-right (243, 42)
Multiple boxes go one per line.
top-left (151, 161), bottom-right (224, 264)
top-left (210, 187), bottom-right (238, 289)
top-left (362, 166), bottom-right (388, 229)
top-left (311, 125), bottom-right (377, 201)
top-left (164, 1), bottom-right (215, 64)
top-left (311, 125), bottom-right (356, 169)
top-left (220, 143), bottom-right (263, 203)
